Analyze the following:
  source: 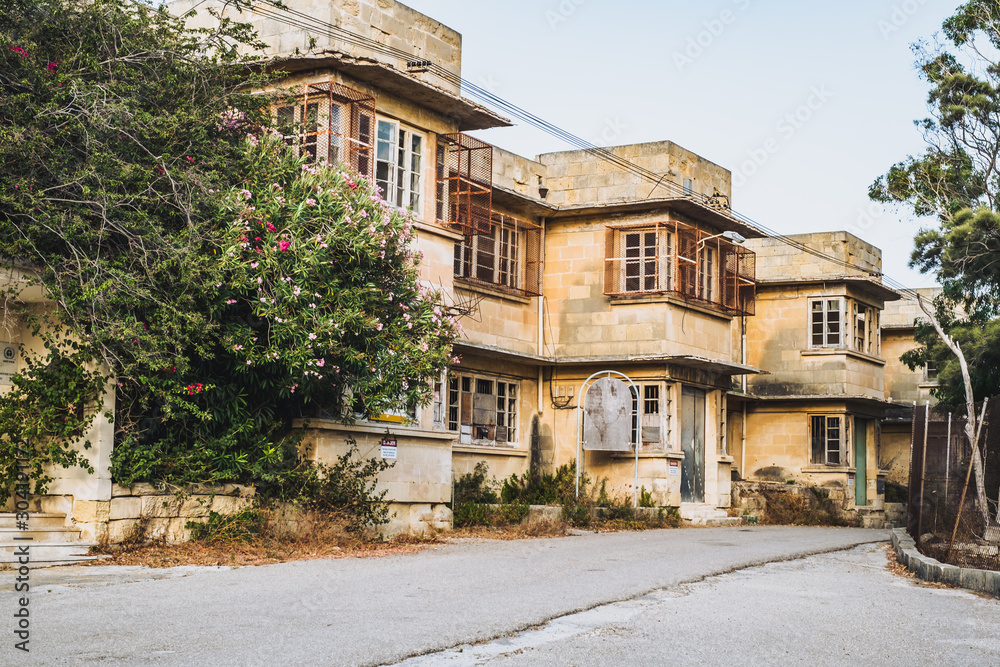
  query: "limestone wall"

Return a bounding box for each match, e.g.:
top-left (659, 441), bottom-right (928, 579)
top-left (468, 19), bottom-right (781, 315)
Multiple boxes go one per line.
top-left (747, 284), bottom-right (886, 400)
top-left (882, 328), bottom-right (935, 405)
top-left (747, 231), bottom-right (883, 281)
top-left (538, 141), bottom-right (732, 207)
top-left (85, 483), bottom-right (255, 545)
top-left (168, 0), bottom-right (463, 95)
top-left (542, 214), bottom-right (737, 361)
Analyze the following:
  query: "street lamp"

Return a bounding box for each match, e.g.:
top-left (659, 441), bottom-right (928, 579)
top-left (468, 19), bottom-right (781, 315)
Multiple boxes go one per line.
top-left (698, 230), bottom-right (746, 248)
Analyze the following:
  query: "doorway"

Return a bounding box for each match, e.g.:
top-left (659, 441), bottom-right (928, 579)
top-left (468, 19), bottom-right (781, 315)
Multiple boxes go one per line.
top-left (681, 386), bottom-right (706, 503)
top-left (855, 417), bottom-right (869, 506)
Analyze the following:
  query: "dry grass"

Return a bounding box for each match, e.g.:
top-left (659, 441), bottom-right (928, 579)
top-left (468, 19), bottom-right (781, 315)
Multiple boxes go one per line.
top-left (87, 512), bottom-right (444, 568)
top-left (86, 513), bottom-right (573, 568)
top-left (447, 516), bottom-right (570, 540)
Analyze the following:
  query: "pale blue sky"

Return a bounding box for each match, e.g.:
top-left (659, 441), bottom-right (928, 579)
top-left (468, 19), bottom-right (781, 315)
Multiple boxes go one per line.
top-left (401, 0), bottom-right (960, 288)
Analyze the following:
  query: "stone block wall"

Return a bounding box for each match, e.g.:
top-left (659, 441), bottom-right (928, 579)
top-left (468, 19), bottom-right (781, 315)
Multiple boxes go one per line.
top-left (97, 483), bottom-right (255, 545)
top-left (168, 0), bottom-right (463, 95)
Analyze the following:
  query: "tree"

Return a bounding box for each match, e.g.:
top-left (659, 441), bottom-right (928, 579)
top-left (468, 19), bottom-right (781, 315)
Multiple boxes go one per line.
top-left (870, 0), bottom-right (1000, 527)
top-left (0, 0), bottom-right (457, 497)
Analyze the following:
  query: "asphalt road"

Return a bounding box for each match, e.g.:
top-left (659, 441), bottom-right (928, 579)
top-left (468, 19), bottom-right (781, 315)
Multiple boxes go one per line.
top-left (1, 527), bottom-right (904, 665)
top-left (400, 543), bottom-right (1000, 666)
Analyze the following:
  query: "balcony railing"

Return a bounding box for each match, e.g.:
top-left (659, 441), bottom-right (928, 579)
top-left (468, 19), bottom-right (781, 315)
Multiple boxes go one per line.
top-left (604, 219), bottom-right (756, 316)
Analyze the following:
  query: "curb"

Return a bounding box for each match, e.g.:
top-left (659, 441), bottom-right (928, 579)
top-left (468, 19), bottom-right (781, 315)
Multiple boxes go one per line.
top-left (891, 528), bottom-right (1000, 597)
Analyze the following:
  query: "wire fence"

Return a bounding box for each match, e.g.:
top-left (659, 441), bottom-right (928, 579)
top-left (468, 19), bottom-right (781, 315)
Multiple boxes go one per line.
top-left (908, 399), bottom-right (1000, 571)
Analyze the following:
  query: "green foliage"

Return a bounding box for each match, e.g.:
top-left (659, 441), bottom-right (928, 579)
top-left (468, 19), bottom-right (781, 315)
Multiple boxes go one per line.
top-left (0, 333), bottom-right (107, 500)
top-left (451, 462), bottom-right (529, 528)
top-left (638, 485), bottom-right (654, 508)
top-left (264, 441), bottom-right (394, 533)
top-left (0, 0), bottom-right (458, 493)
top-left (871, 1), bottom-right (1000, 406)
top-left (187, 508), bottom-right (268, 544)
top-left (498, 464), bottom-right (678, 530)
top-left (499, 464), bottom-right (578, 506)
top-left (453, 462), bottom-right (499, 506)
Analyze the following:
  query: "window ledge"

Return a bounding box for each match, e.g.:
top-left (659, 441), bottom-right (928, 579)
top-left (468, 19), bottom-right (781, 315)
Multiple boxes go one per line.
top-left (455, 280), bottom-right (533, 304)
top-left (292, 418), bottom-right (457, 441)
top-left (801, 465), bottom-right (856, 474)
top-left (801, 349), bottom-right (886, 366)
top-left (453, 444), bottom-right (529, 457)
top-left (610, 450), bottom-right (685, 460)
top-left (416, 220), bottom-right (464, 241)
top-left (717, 455), bottom-right (735, 464)
top-left (918, 382), bottom-right (939, 389)
top-left (608, 293), bottom-right (734, 321)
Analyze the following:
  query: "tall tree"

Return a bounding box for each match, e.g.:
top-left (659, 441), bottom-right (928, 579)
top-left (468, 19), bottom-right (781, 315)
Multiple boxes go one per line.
top-left (870, 0), bottom-right (1000, 526)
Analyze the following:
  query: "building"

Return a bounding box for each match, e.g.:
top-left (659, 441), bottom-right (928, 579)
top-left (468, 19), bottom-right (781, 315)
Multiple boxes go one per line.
top-left (13, 0), bottom-right (933, 546)
top-left (735, 232), bottom-right (901, 516)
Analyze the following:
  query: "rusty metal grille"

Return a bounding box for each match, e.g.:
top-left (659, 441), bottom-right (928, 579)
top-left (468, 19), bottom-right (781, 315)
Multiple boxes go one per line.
top-left (273, 81), bottom-right (375, 179)
top-left (454, 212), bottom-right (541, 297)
top-left (436, 133), bottom-right (493, 234)
top-left (603, 219), bottom-right (756, 316)
top-left (909, 401), bottom-right (1000, 571)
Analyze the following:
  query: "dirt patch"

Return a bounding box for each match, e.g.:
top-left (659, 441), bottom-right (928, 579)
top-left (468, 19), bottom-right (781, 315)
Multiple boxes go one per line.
top-left (86, 531), bottom-right (441, 568)
top-left (85, 519), bottom-right (574, 568)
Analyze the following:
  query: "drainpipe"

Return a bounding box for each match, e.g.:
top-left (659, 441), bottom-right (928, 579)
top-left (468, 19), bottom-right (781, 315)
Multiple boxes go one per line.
top-left (742, 402), bottom-right (747, 479)
top-left (538, 218), bottom-right (547, 415)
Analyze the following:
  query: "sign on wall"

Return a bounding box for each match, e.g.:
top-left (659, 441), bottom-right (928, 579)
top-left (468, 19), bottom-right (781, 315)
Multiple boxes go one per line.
top-left (0, 342), bottom-right (17, 385)
top-left (380, 438), bottom-right (398, 460)
top-left (582, 376), bottom-right (632, 452)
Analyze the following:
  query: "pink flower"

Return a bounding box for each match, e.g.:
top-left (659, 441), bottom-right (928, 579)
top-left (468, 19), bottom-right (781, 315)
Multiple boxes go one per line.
top-left (8, 45), bottom-right (28, 58)
top-left (305, 198), bottom-right (317, 207)
top-left (308, 333), bottom-right (317, 340)
top-left (278, 241), bottom-right (291, 252)
top-left (316, 358), bottom-right (326, 367)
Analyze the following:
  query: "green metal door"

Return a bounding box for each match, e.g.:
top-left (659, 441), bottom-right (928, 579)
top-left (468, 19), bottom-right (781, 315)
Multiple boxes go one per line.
top-left (855, 417), bottom-right (868, 506)
top-left (681, 386), bottom-right (705, 503)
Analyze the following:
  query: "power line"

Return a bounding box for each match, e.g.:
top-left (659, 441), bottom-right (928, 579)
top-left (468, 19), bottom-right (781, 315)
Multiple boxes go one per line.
top-left (232, 1), bottom-right (930, 301)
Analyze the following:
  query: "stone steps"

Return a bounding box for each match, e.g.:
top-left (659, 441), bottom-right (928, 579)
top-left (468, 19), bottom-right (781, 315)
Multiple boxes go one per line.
top-left (0, 513), bottom-right (99, 567)
top-left (680, 503), bottom-right (742, 527)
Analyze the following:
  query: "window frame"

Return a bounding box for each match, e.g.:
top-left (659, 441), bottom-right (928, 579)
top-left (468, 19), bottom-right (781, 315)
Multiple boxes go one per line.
top-left (445, 372), bottom-right (520, 447)
top-left (375, 117), bottom-right (425, 215)
top-left (810, 414), bottom-right (849, 466)
top-left (628, 382), bottom-right (672, 450)
top-left (810, 297), bottom-right (846, 349)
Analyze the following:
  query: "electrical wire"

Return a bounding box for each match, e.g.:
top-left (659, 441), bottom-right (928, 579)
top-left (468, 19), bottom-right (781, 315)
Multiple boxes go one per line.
top-left (225, 1), bottom-right (933, 302)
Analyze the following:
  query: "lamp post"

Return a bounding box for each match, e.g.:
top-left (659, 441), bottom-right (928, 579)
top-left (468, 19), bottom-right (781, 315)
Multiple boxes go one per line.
top-left (697, 230), bottom-right (746, 248)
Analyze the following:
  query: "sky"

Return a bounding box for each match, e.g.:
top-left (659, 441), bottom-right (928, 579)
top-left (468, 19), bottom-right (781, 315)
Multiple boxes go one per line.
top-left (399, 0), bottom-right (962, 289)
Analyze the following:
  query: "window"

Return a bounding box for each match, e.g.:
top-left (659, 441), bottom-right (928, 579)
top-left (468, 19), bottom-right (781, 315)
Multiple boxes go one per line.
top-left (273, 82), bottom-right (374, 176)
top-left (811, 297), bottom-right (881, 354)
top-left (924, 362), bottom-right (938, 384)
top-left (454, 213), bottom-right (542, 296)
top-left (607, 226), bottom-right (673, 294)
top-left (604, 220), bottom-right (756, 316)
top-left (853, 302), bottom-right (879, 355)
top-left (699, 246), bottom-right (716, 302)
top-left (810, 298), bottom-right (844, 348)
top-left (446, 373), bottom-right (519, 447)
top-left (629, 383), bottom-right (671, 449)
top-left (375, 119), bottom-right (424, 213)
top-left (811, 415), bottom-right (847, 466)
